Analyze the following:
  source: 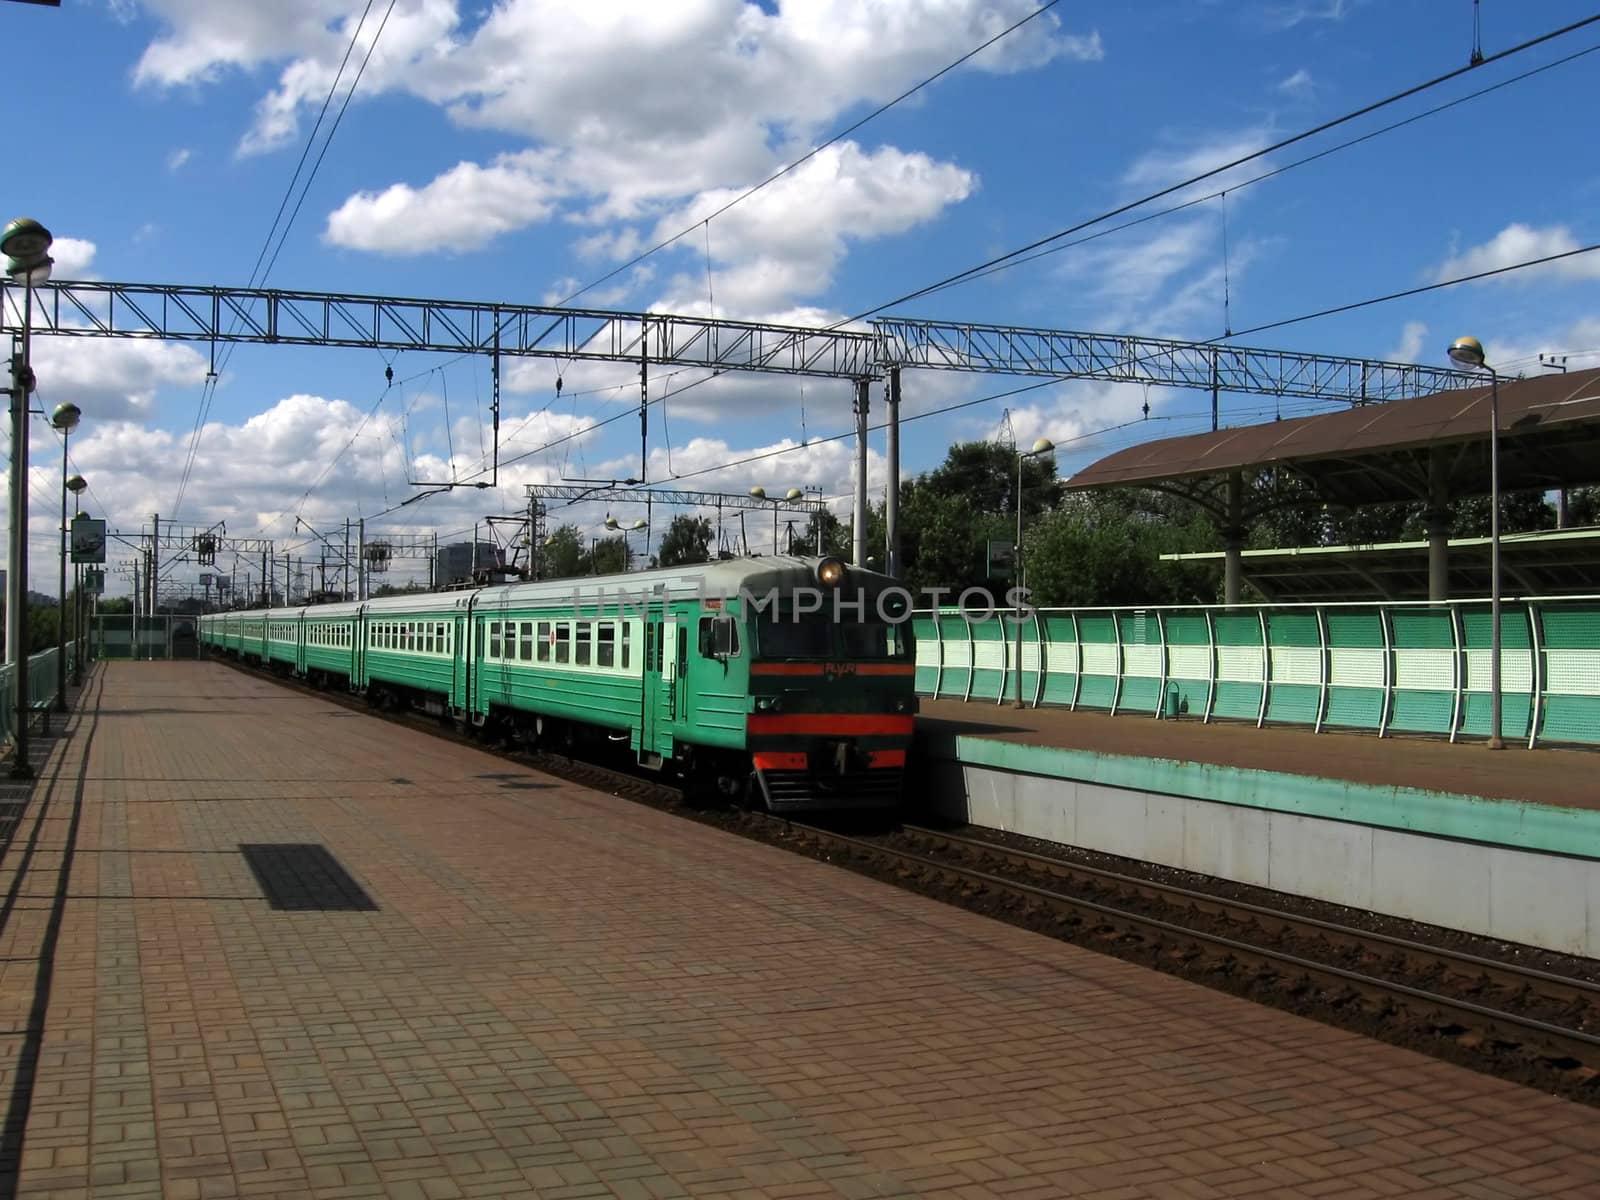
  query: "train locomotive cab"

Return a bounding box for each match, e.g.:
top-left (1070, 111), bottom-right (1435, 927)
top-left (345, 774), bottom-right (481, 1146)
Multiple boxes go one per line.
top-left (742, 556), bottom-right (917, 811)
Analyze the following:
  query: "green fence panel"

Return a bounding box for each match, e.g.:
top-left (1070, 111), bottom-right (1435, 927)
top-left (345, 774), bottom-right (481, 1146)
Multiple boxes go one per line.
top-left (1211, 614), bottom-right (1264, 722)
top-left (1075, 614), bottom-right (1119, 710)
top-left (1040, 613), bottom-right (1078, 705)
top-left (912, 614), bottom-right (941, 695)
top-left (1117, 612), bottom-right (1164, 715)
top-left (969, 615), bottom-right (1007, 703)
top-left (1265, 611), bottom-right (1322, 727)
top-left (934, 612), bottom-right (971, 699)
top-left (1460, 606), bottom-right (1535, 740)
top-left (1389, 608), bottom-right (1458, 736)
top-left (1324, 610), bottom-right (1386, 730)
top-left (1164, 613), bottom-right (1211, 719)
top-left (1535, 605), bottom-right (1600, 745)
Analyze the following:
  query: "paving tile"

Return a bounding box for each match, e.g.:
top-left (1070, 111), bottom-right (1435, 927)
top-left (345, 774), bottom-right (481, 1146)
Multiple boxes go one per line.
top-left (0, 662), bottom-right (1591, 1200)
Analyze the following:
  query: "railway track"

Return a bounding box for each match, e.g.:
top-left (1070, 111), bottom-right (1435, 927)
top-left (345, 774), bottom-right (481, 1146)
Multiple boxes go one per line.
top-left (214, 655), bottom-right (1600, 1097)
top-left (764, 817), bottom-right (1600, 1081)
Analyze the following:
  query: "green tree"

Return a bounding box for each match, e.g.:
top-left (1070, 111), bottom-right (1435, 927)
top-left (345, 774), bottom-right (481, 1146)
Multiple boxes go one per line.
top-left (657, 515), bottom-right (713, 566)
top-left (1025, 490), bottom-right (1220, 608)
top-left (542, 524), bottom-right (587, 579)
top-left (789, 510), bottom-right (850, 558)
top-left (588, 535), bottom-right (630, 575)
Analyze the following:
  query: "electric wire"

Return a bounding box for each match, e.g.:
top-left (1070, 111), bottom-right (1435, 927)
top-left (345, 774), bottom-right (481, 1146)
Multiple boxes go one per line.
top-left (847, 12), bottom-right (1600, 323)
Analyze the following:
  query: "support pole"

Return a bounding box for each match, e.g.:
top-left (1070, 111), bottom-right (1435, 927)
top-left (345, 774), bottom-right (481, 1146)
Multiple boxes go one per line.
top-left (853, 379), bottom-right (869, 567)
top-left (7, 321), bottom-right (31, 776)
top-left (886, 368), bottom-right (901, 578)
top-left (55, 429), bottom-right (69, 710)
top-left (1224, 469), bottom-right (1244, 608)
top-left (1427, 449), bottom-right (1450, 603)
top-left (357, 518), bottom-right (365, 600)
top-left (150, 513), bottom-right (160, 619)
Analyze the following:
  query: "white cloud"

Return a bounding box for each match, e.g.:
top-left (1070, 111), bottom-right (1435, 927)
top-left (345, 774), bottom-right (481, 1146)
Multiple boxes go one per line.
top-left (1430, 223), bottom-right (1600, 285)
top-left (1123, 126), bottom-right (1275, 200)
top-left (27, 335), bottom-right (210, 422)
top-left (324, 150), bottom-right (570, 254)
top-left (1256, 0), bottom-right (1351, 32)
top-left (47, 237), bottom-right (97, 279)
top-left (1276, 68), bottom-right (1313, 98)
top-left (1387, 320), bottom-right (1428, 365)
top-left (167, 147), bottom-right (192, 171)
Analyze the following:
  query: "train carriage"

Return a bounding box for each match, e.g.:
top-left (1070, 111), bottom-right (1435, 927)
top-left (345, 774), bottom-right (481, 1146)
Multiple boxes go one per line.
top-left (198, 555), bottom-right (916, 812)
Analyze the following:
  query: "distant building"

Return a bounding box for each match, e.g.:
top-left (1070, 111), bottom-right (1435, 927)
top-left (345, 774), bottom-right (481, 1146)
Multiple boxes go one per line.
top-left (434, 542), bottom-right (505, 587)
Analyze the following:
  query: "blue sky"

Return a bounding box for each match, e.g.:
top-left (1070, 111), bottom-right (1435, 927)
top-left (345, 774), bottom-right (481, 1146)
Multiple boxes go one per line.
top-left (3, 0), bottom-right (1598, 597)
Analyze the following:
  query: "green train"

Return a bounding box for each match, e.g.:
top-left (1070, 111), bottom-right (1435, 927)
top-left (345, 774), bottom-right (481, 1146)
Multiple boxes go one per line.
top-left (198, 556), bottom-right (916, 811)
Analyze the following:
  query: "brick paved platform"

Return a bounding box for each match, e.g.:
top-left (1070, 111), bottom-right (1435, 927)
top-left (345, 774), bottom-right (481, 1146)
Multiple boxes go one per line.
top-left (918, 697), bottom-right (1596, 808)
top-left (0, 662), bottom-right (1595, 1199)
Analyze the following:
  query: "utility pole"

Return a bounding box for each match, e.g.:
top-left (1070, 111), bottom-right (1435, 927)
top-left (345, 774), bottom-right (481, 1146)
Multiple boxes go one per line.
top-left (357, 517), bottom-right (365, 600)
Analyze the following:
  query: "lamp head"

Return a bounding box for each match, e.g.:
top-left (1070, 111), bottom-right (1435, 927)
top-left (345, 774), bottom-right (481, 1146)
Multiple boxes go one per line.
top-left (629, 519), bottom-right (647, 531)
top-left (2, 217), bottom-right (53, 278)
top-left (1030, 437), bottom-right (1055, 455)
top-left (51, 401), bottom-right (81, 432)
top-left (66, 474), bottom-right (87, 494)
top-left (784, 487), bottom-right (803, 501)
top-left (604, 515), bottom-right (620, 530)
top-left (1448, 336), bottom-right (1487, 369)
top-left (748, 485), bottom-right (767, 499)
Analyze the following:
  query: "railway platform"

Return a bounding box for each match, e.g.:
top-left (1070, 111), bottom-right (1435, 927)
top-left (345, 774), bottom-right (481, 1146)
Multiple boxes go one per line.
top-left (0, 661), bottom-right (1596, 1199)
top-left (914, 698), bottom-right (1600, 955)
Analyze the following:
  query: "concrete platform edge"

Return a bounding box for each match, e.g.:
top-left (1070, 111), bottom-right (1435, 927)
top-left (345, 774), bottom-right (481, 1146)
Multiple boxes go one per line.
top-left (919, 728), bottom-right (1600, 860)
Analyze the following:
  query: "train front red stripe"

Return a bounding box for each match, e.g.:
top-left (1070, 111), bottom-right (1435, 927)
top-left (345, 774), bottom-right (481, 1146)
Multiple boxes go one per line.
top-left (749, 662), bottom-right (915, 677)
top-left (747, 714), bottom-right (915, 736)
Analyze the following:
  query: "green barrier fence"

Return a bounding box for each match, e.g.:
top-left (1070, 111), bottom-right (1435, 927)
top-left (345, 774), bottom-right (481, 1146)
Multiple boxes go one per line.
top-left (0, 646), bottom-right (73, 749)
top-left (911, 597), bottom-right (1600, 748)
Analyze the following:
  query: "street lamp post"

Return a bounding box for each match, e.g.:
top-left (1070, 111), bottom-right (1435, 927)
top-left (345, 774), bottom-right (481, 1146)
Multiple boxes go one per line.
top-left (1446, 335), bottom-right (1503, 749)
top-left (603, 516), bottom-right (647, 570)
top-left (3, 217), bottom-right (53, 780)
top-left (67, 480), bottom-right (86, 686)
top-left (51, 402), bottom-right (81, 711)
top-left (749, 487), bottom-right (780, 554)
top-left (1013, 438), bottom-right (1054, 709)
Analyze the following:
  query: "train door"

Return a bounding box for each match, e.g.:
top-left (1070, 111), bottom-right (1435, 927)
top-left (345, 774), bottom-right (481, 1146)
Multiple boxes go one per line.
top-left (641, 605), bottom-right (677, 763)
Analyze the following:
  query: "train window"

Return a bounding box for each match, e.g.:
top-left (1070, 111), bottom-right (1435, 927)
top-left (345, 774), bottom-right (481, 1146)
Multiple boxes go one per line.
top-left (698, 615), bottom-right (739, 659)
top-left (596, 623), bottom-right (615, 668)
top-left (575, 621), bottom-right (592, 667)
top-left (488, 621), bottom-right (502, 659)
top-left (519, 622), bottom-right (534, 661)
top-left (754, 609), bottom-right (831, 659)
top-left (839, 621), bottom-right (910, 659)
top-left (536, 621), bottom-right (551, 662)
top-left (554, 623), bottom-right (570, 664)
top-left (620, 622), bottom-right (632, 670)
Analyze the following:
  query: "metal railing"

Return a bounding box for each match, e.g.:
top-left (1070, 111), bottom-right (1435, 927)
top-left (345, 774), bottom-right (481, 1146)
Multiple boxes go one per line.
top-left (912, 597), bottom-right (1600, 749)
top-left (0, 646), bottom-right (74, 748)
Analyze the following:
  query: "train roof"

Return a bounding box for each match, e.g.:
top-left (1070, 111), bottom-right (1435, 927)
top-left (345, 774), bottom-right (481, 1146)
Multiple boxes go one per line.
top-left (205, 556), bottom-right (902, 621)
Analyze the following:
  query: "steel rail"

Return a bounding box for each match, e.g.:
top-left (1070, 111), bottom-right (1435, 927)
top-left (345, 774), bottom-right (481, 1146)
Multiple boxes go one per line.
top-left (784, 821), bottom-right (1600, 1065)
top-left (901, 824), bottom-right (1600, 1004)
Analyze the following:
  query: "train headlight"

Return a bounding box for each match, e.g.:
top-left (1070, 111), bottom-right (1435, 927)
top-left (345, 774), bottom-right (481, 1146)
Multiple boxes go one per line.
top-left (817, 557), bottom-right (846, 587)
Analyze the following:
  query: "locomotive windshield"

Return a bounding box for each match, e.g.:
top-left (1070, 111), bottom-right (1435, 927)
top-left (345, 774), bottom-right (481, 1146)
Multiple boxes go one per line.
top-left (754, 607), bottom-right (911, 660)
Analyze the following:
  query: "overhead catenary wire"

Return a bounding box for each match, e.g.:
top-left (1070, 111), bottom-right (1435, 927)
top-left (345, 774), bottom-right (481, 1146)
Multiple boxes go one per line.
top-left (846, 12), bottom-right (1600, 323)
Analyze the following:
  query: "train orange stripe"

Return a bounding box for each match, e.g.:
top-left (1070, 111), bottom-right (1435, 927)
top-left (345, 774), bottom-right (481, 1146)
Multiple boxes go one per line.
top-left (747, 714), bottom-right (914, 736)
top-left (867, 749), bottom-right (906, 768)
top-left (752, 752), bottom-right (809, 770)
top-left (750, 663), bottom-right (825, 675)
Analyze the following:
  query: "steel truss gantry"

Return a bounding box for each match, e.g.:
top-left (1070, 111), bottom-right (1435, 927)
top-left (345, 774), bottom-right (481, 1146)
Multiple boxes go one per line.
top-left (527, 484), bottom-right (828, 515)
top-left (871, 318), bottom-right (1470, 403)
top-left (5, 277), bottom-right (1483, 579)
top-left (5, 279), bottom-right (1475, 399)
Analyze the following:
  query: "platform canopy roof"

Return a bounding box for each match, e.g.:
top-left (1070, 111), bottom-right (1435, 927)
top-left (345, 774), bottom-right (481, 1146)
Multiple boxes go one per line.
top-left (1160, 527), bottom-right (1600, 602)
top-left (1066, 366), bottom-right (1600, 506)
